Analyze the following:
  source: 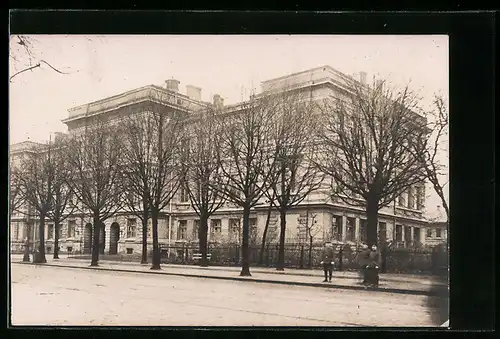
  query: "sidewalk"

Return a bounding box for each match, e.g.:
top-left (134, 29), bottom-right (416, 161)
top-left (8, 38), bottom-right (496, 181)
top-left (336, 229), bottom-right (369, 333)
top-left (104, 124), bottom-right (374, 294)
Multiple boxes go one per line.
top-left (10, 255), bottom-right (447, 296)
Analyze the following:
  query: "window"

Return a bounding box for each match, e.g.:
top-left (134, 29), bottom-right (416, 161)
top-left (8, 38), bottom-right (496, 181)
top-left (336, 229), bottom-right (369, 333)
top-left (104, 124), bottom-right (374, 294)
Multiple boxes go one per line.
top-left (127, 219), bottom-right (137, 238)
top-left (68, 220), bottom-right (76, 238)
top-left (346, 217), bottom-right (355, 241)
top-left (13, 223), bottom-right (20, 240)
top-left (404, 226), bottom-right (412, 244)
top-left (210, 219), bottom-right (222, 234)
top-left (180, 184), bottom-right (189, 203)
top-left (193, 220), bottom-right (199, 239)
top-left (396, 225), bottom-right (403, 242)
top-left (249, 218), bottom-right (258, 244)
top-left (58, 225), bottom-right (63, 239)
top-left (407, 187), bottom-right (415, 209)
top-left (413, 227), bottom-right (421, 243)
top-left (398, 192), bottom-right (406, 207)
top-left (177, 220), bottom-right (187, 240)
top-left (378, 222), bottom-right (387, 243)
top-left (426, 228), bottom-right (433, 238)
top-left (436, 228), bottom-right (442, 238)
top-left (416, 186), bottom-right (424, 210)
top-left (47, 224), bottom-right (54, 240)
top-left (332, 215), bottom-right (342, 241)
top-left (359, 219), bottom-right (367, 243)
top-left (229, 218), bottom-right (240, 242)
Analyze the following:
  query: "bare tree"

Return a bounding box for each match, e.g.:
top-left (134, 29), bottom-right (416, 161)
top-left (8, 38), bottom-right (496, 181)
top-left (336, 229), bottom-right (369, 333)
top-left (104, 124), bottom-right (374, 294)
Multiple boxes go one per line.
top-left (300, 210), bottom-right (319, 268)
top-left (9, 161), bottom-right (25, 219)
top-left (18, 141), bottom-right (57, 263)
top-left (258, 196), bottom-right (276, 265)
top-left (215, 95), bottom-right (277, 276)
top-left (265, 90), bottom-right (325, 271)
top-left (181, 107), bottom-right (226, 267)
top-left (317, 80), bottom-right (428, 247)
top-left (46, 137), bottom-right (77, 259)
top-left (9, 35), bottom-right (69, 83)
top-left (120, 111), bottom-right (157, 265)
top-left (65, 118), bottom-right (125, 266)
top-left (418, 95), bottom-right (449, 224)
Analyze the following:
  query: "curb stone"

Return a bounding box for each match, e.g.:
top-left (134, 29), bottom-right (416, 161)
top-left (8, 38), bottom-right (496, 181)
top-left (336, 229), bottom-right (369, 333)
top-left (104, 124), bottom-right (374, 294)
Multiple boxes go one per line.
top-left (12, 261), bottom-right (442, 297)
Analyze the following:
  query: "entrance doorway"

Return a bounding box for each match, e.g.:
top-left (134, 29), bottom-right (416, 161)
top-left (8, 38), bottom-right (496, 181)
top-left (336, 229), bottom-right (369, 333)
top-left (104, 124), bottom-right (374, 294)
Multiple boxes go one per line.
top-left (109, 223), bottom-right (120, 255)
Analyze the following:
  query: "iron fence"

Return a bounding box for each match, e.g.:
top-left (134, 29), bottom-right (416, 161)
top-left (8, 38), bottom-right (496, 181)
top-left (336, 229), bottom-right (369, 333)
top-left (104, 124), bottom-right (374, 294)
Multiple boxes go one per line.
top-left (62, 242), bottom-right (448, 275)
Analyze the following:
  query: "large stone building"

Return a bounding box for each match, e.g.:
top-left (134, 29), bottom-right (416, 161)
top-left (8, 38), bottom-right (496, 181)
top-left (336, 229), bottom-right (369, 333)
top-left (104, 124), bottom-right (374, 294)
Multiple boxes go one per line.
top-left (9, 65), bottom-right (447, 256)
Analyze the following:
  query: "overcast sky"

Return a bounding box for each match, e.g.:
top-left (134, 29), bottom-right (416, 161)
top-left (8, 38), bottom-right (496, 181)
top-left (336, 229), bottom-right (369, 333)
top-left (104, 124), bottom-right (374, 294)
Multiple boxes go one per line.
top-left (9, 35), bottom-right (449, 220)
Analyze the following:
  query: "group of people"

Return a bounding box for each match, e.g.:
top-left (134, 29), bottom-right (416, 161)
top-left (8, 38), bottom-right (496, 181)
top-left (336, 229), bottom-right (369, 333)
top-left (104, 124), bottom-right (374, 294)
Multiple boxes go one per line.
top-left (320, 242), bottom-right (382, 287)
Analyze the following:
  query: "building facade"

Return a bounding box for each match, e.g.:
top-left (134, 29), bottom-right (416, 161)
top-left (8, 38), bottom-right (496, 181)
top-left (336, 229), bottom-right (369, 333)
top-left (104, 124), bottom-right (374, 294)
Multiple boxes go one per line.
top-left (9, 66), bottom-right (445, 255)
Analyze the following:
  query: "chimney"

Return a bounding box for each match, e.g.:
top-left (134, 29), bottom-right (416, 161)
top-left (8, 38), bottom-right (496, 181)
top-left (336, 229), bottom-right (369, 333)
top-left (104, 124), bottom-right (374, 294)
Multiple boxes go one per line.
top-left (165, 79), bottom-right (180, 93)
top-left (213, 94), bottom-right (224, 108)
top-left (186, 85), bottom-right (202, 101)
top-left (359, 71), bottom-right (367, 85)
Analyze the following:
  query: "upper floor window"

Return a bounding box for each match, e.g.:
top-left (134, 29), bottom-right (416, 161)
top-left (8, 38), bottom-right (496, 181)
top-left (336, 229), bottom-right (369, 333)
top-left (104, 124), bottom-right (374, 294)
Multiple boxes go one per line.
top-left (398, 192), bottom-right (406, 207)
top-left (179, 184), bottom-right (189, 203)
top-left (407, 187), bottom-right (415, 209)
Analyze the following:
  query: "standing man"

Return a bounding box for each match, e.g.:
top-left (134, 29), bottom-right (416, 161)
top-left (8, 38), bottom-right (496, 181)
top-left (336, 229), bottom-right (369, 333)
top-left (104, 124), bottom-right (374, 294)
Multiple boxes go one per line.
top-left (366, 244), bottom-right (382, 286)
top-left (356, 244), bottom-right (370, 284)
top-left (320, 242), bottom-right (335, 282)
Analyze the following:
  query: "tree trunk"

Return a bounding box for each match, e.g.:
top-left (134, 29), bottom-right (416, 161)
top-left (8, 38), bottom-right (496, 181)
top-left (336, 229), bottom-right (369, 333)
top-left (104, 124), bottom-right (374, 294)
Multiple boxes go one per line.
top-left (23, 238), bottom-right (31, 262)
top-left (34, 213), bottom-right (47, 263)
top-left (141, 213), bottom-right (148, 264)
top-left (240, 205), bottom-right (251, 276)
top-left (151, 209), bottom-right (161, 270)
top-left (366, 197), bottom-right (380, 247)
top-left (53, 220), bottom-right (60, 259)
top-left (258, 205), bottom-right (273, 265)
top-left (276, 208), bottom-right (287, 271)
top-left (199, 214), bottom-right (209, 267)
top-left (90, 213), bottom-right (100, 266)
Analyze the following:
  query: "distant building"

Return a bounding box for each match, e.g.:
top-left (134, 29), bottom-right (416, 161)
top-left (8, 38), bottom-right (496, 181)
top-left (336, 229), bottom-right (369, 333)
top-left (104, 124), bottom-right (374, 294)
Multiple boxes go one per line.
top-left (10, 66), bottom-right (443, 256)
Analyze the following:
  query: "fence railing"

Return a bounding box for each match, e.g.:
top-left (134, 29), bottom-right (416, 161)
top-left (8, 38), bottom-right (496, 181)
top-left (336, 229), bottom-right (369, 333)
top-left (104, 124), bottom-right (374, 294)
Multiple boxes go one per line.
top-left (62, 242), bottom-right (448, 275)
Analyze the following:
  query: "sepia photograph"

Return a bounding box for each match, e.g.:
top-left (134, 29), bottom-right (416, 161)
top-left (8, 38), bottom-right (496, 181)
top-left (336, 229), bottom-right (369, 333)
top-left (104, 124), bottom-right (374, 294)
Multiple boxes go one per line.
top-left (9, 34), bottom-right (449, 327)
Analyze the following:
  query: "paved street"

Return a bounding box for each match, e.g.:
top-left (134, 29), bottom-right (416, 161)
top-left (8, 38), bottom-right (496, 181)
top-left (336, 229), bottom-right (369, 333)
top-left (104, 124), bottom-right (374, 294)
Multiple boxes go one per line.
top-left (11, 263), bottom-right (439, 326)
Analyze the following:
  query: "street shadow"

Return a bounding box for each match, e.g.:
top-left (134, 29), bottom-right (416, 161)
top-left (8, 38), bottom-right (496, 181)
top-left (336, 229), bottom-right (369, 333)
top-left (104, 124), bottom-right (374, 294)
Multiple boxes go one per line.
top-left (426, 272), bottom-right (449, 326)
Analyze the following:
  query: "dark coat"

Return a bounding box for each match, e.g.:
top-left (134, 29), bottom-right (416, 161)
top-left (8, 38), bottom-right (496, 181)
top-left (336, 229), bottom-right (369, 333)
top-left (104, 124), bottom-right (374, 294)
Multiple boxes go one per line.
top-left (357, 249), bottom-right (371, 266)
top-left (321, 247), bottom-right (335, 263)
top-left (367, 250), bottom-right (382, 267)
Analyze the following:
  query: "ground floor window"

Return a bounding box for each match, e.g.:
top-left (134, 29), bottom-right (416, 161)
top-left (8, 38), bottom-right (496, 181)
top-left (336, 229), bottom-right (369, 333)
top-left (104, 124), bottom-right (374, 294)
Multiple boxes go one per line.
top-left (426, 228), bottom-right (433, 238)
top-left (396, 225), bottom-right (403, 242)
top-left (378, 222), bottom-right (387, 243)
top-left (127, 219), bottom-right (137, 238)
top-left (332, 215), bottom-right (342, 241)
top-left (359, 219), bottom-right (367, 243)
top-left (177, 220), bottom-right (187, 240)
top-left (346, 217), bottom-right (355, 241)
top-left (193, 220), bottom-right (199, 240)
top-left (68, 220), bottom-right (76, 238)
top-left (47, 224), bottom-right (54, 239)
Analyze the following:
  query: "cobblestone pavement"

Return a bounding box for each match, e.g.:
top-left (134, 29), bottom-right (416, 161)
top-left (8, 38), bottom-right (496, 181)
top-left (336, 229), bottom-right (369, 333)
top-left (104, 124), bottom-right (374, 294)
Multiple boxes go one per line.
top-left (10, 264), bottom-right (440, 327)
